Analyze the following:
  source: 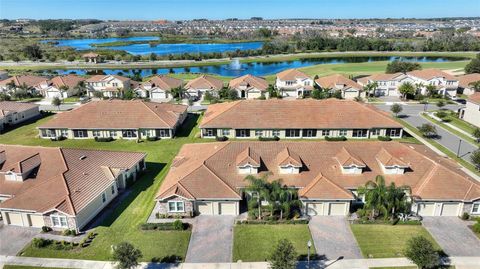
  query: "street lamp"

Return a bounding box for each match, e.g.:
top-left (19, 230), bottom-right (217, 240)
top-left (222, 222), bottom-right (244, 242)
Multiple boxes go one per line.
top-left (307, 240), bottom-right (312, 268)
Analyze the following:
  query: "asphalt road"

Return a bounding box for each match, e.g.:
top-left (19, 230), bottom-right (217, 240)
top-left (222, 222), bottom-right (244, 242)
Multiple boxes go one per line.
top-left (375, 103), bottom-right (478, 164)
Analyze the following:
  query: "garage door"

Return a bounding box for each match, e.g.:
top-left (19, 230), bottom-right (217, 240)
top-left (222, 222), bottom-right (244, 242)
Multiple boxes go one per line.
top-left (219, 202), bottom-right (236, 215)
top-left (307, 203), bottom-right (324, 216)
top-left (7, 212), bottom-right (24, 226)
top-left (28, 214), bottom-right (45, 227)
top-left (197, 201), bottom-right (213, 215)
top-left (417, 202), bottom-right (435, 216)
top-left (151, 91), bottom-right (166, 99)
top-left (440, 203), bottom-right (460, 216)
top-left (328, 203), bottom-right (347, 216)
top-left (46, 91), bottom-right (60, 99)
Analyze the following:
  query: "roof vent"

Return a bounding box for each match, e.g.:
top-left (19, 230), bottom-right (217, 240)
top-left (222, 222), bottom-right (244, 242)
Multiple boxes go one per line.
top-left (79, 155), bottom-right (87, 160)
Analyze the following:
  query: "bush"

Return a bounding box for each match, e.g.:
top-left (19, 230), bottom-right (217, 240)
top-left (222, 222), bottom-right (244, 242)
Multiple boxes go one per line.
top-left (377, 136), bottom-right (392, 141)
top-left (112, 242), bottom-right (143, 269)
top-left (472, 221), bottom-right (480, 234)
top-left (215, 136), bottom-right (228, 141)
top-left (172, 220), bottom-right (184, 231)
top-left (32, 238), bottom-right (51, 248)
top-left (461, 212), bottom-right (470, 220)
top-left (325, 136), bottom-right (347, 141)
top-left (94, 137), bottom-right (114, 142)
top-left (50, 136), bottom-right (66, 141)
top-left (146, 136), bottom-right (159, 141)
top-left (41, 226), bottom-right (52, 233)
top-left (236, 219), bottom-right (309, 225)
top-left (404, 235), bottom-right (440, 269)
top-left (140, 222), bottom-right (189, 231)
top-left (259, 136), bottom-right (280, 141)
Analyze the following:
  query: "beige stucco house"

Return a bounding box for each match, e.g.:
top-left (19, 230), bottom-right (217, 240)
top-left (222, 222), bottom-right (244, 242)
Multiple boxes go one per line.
top-left (229, 74), bottom-right (269, 99)
top-left (134, 75), bottom-right (183, 101)
top-left (275, 69), bottom-right (313, 98)
top-left (154, 141), bottom-right (480, 217)
top-left (0, 75), bottom-right (47, 96)
top-left (0, 144), bottom-right (146, 231)
top-left (85, 75), bottom-right (131, 98)
top-left (0, 101), bottom-right (40, 132)
top-left (459, 93), bottom-right (480, 127)
top-left (315, 74), bottom-right (366, 100)
top-left (184, 75), bottom-right (223, 100)
top-left (36, 75), bottom-right (86, 99)
top-left (38, 100), bottom-right (187, 140)
top-left (457, 73), bottom-right (480, 96)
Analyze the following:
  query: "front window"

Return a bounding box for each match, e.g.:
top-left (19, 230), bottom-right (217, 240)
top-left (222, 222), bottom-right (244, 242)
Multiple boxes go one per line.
top-left (168, 201), bottom-right (185, 212)
top-left (222, 129), bottom-right (230, 136)
top-left (41, 129), bottom-right (56, 138)
top-left (472, 203), bottom-right (480, 214)
top-left (352, 129), bottom-right (368, 138)
top-left (109, 130), bottom-right (116, 137)
top-left (92, 130), bottom-right (101, 137)
top-left (255, 130), bottom-right (263, 137)
top-left (102, 193), bottom-right (106, 203)
top-left (73, 129), bottom-right (87, 138)
top-left (51, 215), bottom-right (68, 228)
top-left (321, 130), bottom-right (330, 136)
top-left (60, 129), bottom-right (68, 137)
top-left (339, 130), bottom-right (347, 136)
top-left (236, 129), bottom-right (250, 137)
top-left (157, 129), bottom-right (169, 137)
top-left (285, 129), bottom-right (300, 138)
top-left (122, 130), bottom-right (137, 138)
top-left (303, 129), bottom-right (317, 137)
top-left (387, 128), bottom-right (402, 137)
top-left (203, 128), bottom-right (215, 137)
top-left (272, 130), bottom-right (280, 137)
top-left (371, 129), bottom-right (381, 136)
top-left (111, 185), bottom-right (115, 195)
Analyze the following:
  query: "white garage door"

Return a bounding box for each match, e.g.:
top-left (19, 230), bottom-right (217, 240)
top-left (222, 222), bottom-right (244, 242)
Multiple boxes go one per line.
top-left (46, 91), bottom-right (61, 99)
top-left (440, 203), bottom-right (460, 216)
top-left (7, 212), bottom-right (24, 226)
top-left (328, 203), bottom-right (347, 216)
top-left (307, 203), bottom-right (324, 216)
top-left (417, 202), bottom-right (435, 216)
top-left (151, 91), bottom-right (166, 99)
top-left (197, 202), bottom-right (213, 215)
top-left (29, 214), bottom-right (45, 227)
top-left (219, 202), bottom-right (236, 215)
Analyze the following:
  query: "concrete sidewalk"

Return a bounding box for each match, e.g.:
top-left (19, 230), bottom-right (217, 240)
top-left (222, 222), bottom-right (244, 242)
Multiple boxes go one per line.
top-left (2, 255), bottom-right (480, 269)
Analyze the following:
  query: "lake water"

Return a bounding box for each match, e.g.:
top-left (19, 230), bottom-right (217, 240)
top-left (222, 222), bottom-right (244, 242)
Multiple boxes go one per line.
top-left (46, 56), bottom-right (467, 77)
top-left (44, 36), bottom-right (263, 55)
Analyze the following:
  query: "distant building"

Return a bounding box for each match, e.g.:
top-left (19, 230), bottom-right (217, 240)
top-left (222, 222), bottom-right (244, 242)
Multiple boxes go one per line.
top-left (315, 74), bottom-right (366, 100)
top-left (82, 52), bottom-right (101, 63)
top-left (85, 75), bottom-right (132, 98)
top-left (184, 75), bottom-right (223, 99)
top-left (457, 73), bottom-right (480, 96)
top-left (36, 75), bottom-right (86, 99)
top-left (0, 75), bottom-right (47, 96)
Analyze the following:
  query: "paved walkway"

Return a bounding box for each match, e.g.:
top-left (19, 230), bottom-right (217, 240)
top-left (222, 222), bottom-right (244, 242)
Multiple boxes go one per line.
top-left (185, 215), bottom-right (235, 263)
top-left (423, 217), bottom-right (480, 256)
top-left (308, 216), bottom-right (362, 260)
top-left (0, 223), bottom-right (39, 256)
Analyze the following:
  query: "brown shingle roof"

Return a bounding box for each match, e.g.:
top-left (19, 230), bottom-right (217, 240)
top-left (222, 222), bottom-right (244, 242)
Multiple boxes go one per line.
top-left (85, 75), bottom-right (130, 83)
top-left (229, 74), bottom-right (268, 91)
top-left (236, 147), bottom-right (261, 167)
top-left (0, 144), bottom-right (145, 215)
top-left (200, 99), bottom-right (402, 129)
top-left (315, 74), bottom-right (362, 90)
top-left (140, 75), bottom-right (183, 91)
top-left (39, 100), bottom-right (187, 129)
top-left (185, 75), bottom-right (223, 90)
top-left (457, 73), bottom-right (480, 88)
top-left (276, 69), bottom-right (309, 81)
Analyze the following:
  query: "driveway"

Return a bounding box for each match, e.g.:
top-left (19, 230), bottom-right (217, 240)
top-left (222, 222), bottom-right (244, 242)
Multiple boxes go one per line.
top-left (423, 217), bottom-right (480, 256)
top-left (0, 222), bottom-right (39, 255)
top-left (309, 216), bottom-right (362, 260)
top-left (185, 215), bottom-right (235, 263)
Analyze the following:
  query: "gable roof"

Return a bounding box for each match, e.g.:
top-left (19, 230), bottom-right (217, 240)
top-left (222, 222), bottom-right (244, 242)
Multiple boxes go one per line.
top-left (276, 69), bottom-right (310, 81)
top-left (139, 75), bottom-right (183, 91)
top-left (276, 147), bottom-right (302, 167)
top-left (407, 69), bottom-right (456, 81)
top-left (376, 147), bottom-right (409, 167)
top-left (356, 73), bottom-right (404, 84)
top-left (457, 73), bottom-right (480, 88)
top-left (236, 147), bottom-right (261, 167)
top-left (335, 147), bottom-right (366, 167)
top-left (48, 75), bottom-right (85, 89)
top-left (315, 74), bottom-right (362, 91)
top-left (299, 173), bottom-right (354, 200)
top-left (229, 74), bottom-right (268, 91)
top-left (38, 100), bottom-right (187, 129)
top-left (184, 75), bottom-right (223, 90)
top-left (85, 75), bottom-right (130, 83)
top-left (0, 101), bottom-right (39, 118)
top-left (468, 92), bottom-right (480, 105)
top-left (200, 99), bottom-right (402, 129)
top-left (0, 75), bottom-right (47, 87)
top-left (0, 145), bottom-right (145, 215)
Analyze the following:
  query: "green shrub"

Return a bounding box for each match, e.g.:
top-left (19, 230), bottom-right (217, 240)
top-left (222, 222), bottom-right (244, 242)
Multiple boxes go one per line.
top-left (461, 212), bottom-right (470, 220)
top-left (139, 222), bottom-right (189, 231)
top-left (325, 136), bottom-right (347, 141)
top-left (377, 136), bottom-right (392, 141)
top-left (94, 137), bottom-right (114, 142)
top-left (32, 238), bottom-right (51, 248)
top-left (472, 222), bottom-right (480, 234)
top-left (236, 219), bottom-right (309, 225)
top-left (404, 235), bottom-right (440, 269)
top-left (41, 226), bottom-right (52, 233)
top-left (146, 136), bottom-right (159, 141)
top-left (172, 220), bottom-right (184, 230)
top-left (215, 136), bottom-right (228, 141)
top-left (259, 136), bottom-right (280, 141)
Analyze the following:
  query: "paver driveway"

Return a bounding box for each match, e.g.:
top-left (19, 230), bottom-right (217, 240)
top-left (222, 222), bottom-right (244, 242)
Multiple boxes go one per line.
top-left (185, 215), bottom-right (235, 263)
top-left (0, 222), bottom-right (39, 255)
top-left (423, 217), bottom-right (480, 256)
top-left (309, 216), bottom-right (362, 260)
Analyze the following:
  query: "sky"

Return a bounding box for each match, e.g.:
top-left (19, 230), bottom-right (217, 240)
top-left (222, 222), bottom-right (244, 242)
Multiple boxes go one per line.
top-left (0, 0), bottom-right (479, 20)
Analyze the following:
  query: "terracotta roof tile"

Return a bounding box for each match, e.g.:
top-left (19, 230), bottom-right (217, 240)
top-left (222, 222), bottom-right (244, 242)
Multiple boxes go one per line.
top-left (185, 75), bottom-right (223, 90)
top-left (315, 74), bottom-right (362, 90)
top-left (229, 74), bottom-right (268, 91)
top-left (407, 69), bottom-right (456, 81)
top-left (457, 73), bottom-right (480, 88)
top-left (140, 75), bottom-right (183, 91)
top-left (276, 69), bottom-right (309, 81)
top-left (0, 75), bottom-right (47, 87)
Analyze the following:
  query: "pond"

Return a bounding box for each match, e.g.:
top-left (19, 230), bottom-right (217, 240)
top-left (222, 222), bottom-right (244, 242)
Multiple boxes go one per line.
top-left (43, 36), bottom-right (263, 55)
top-left (45, 56), bottom-right (468, 77)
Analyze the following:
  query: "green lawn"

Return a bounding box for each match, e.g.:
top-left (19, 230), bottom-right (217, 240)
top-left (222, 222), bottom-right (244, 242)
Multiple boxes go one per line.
top-left (422, 113), bottom-right (477, 145)
top-left (351, 224), bottom-right (440, 258)
top-left (232, 224), bottom-right (314, 262)
top-left (3, 266), bottom-right (66, 269)
top-left (4, 114), bottom-right (205, 262)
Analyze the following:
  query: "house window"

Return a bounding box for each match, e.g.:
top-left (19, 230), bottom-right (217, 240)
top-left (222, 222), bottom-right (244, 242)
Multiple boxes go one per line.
top-left (41, 129), bottom-right (56, 138)
top-left (111, 185), bottom-right (115, 195)
top-left (122, 130), bottom-right (137, 138)
top-left (92, 130), bottom-right (101, 137)
top-left (339, 130), bottom-right (347, 136)
top-left (255, 130), bottom-right (263, 137)
top-left (60, 129), bottom-right (68, 137)
top-left (236, 129), bottom-right (250, 137)
top-left (472, 203), bottom-right (480, 214)
top-left (272, 130), bottom-right (280, 137)
top-left (109, 130), bottom-right (116, 137)
top-left (102, 193), bottom-right (106, 203)
top-left (321, 130), bottom-right (330, 136)
top-left (371, 129), bottom-right (381, 136)
top-left (168, 201), bottom-right (185, 212)
top-left (222, 129), bottom-right (230, 136)
top-left (352, 129), bottom-right (368, 138)
top-left (387, 128), bottom-right (402, 137)
top-left (285, 129), bottom-right (300, 138)
top-left (303, 129), bottom-right (317, 137)
top-left (73, 129), bottom-right (87, 138)
top-left (51, 215), bottom-right (68, 228)
top-left (203, 129), bottom-right (215, 137)
top-left (157, 129), bottom-right (169, 137)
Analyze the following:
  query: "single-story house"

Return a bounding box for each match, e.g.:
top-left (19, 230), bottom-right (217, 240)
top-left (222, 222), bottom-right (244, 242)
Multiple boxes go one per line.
top-left (315, 74), bottom-right (366, 100)
top-left (0, 75), bottom-right (47, 96)
top-left (459, 93), bottom-right (480, 127)
top-left (154, 141), bottom-right (480, 217)
top-left (457, 73), bottom-right (480, 96)
top-left (0, 144), bottom-right (146, 231)
top-left (36, 75), bottom-right (86, 99)
top-left (199, 99), bottom-right (403, 139)
top-left (275, 69), bottom-right (314, 98)
top-left (85, 75), bottom-right (132, 98)
top-left (37, 100), bottom-right (188, 140)
top-left (184, 75), bottom-right (223, 99)
top-left (134, 75), bottom-right (183, 100)
top-left (0, 101), bottom-right (40, 132)
top-left (229, 74), bottom-right (269, 99)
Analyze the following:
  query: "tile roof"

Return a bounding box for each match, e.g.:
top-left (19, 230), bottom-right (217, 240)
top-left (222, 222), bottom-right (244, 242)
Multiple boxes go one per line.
top-left (85, 75), bottom-right (130, 83)
top-left (38, 100), bottom-right (187, 129)
top-left (48, 75), bottom-right (85, 89)
top-left (229, 74), bottom-right (268, 91)
top-left (356, 73), bottom-right (404, 84)
top-left (0, 144), bottom-right (145, 215)
top-left (407, 69), bottom-right (457, 81)
top-left (0, 101), bottom-right (39, 118)
top-left (200, 99), bottom-right (402, 129)
top-left (468, 92), bottom-right (480, 104)
top-left (276, 69), bottom-right (310, 81)
top-left (457, 73), bottom-right (480, 88)
top-left (0, 75), bottom-right (47, 87)
top-left (315, 74), bottom-right (362, 90)
top-left (184, 75), bottom-right (223, 90)
top-left (156, 141), bottom-right (480, 201)
top-left (139, 75), bottom-right (183, 91)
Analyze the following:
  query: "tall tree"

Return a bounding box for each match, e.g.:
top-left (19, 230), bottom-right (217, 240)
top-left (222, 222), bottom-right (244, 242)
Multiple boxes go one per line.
top-left (404, 236), bottom-right (439, 269)
top-left (269, 239), bottom-right (298, 269)
top-left (398, 82), bottom-right (415, 99)
top-left (390, 103), bottom-right (403, 117)
top-left (357, 175), bottom-right (389, 219)
top-left (112, 242), bottom-right (143, 269)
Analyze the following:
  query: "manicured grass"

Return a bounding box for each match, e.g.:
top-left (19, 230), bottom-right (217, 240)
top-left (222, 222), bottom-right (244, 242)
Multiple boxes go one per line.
top-left (233, 224), bottom-right (314, 262)
top-left (351, 224), bottom-right (441, 258)
top-left (3, 266), bottom-right (66, 269)
top-left (422, 113), bottom-right (477, 145)
top-left (5, 114), bottom-right (205, 261)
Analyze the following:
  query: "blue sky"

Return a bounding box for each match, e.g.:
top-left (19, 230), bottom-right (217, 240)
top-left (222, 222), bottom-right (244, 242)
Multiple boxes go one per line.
top-left (1, 0), bottom-right (479, 20)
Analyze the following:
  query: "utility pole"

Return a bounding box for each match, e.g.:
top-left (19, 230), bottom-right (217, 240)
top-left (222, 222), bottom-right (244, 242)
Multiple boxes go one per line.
top-left (457, 139), bottom-right (462, 158)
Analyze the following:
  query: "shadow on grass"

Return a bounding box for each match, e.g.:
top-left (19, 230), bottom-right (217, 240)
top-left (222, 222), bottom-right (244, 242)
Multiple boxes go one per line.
top-left (84, 162), bottom-right (166, 230)
top-left (0, 112), bottom-right (52, 134)
top-left (175, 113), bottom-right (200, 138)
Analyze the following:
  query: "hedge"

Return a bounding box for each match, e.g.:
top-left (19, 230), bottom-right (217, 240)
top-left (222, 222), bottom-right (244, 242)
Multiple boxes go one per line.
top-left (146, 136), bottom-right (159, 141)
top-left (377, 136), bottom-right (392, 141)
top-left (215, 136), bottom-right (228, 141)
top-left (236, 219), bottom-right (309, 225)
top-left (259, 136), bottom-right (280, 141)
top-left (94, 137), bottom-right (114, 142)
top-left (325, 136), bottom-right (347, 141)
top-left (140, 220), bottom-right (190, 231)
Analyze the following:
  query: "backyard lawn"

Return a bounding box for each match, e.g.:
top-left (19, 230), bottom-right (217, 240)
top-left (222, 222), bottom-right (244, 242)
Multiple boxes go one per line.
top-left (2, 114), bottom-right (204, 262)
top-left (351, 224), bottom-right (441, 258)
top-left (233, 224), bottom-right (314, 262)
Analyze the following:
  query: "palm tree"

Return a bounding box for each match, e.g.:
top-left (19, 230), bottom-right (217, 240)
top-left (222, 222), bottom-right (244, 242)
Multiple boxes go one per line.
top-left (245, 175), bottom-right (270, 220)
top-left (425, 84), bottom-right (437, 97)
top-left (398, 82), bottom-right (415, 100)
top-left (385, 182), bottom-right (411, 219)
top-left (357, 175), bottom-right (389, 219)
top-left (414, 82), bottom-right (424, 95)
top-left (364, 81), bottom-right (379, 97)
top-left (74, 81), bottom-right (86, 97)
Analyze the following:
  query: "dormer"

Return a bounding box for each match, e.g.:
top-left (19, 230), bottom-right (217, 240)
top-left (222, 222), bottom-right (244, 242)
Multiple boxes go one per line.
top-left (277, 147), bottom-right (302, 174)
top-left (335, 147), bottom-right (366, 174)
top-left (236, 147), bottom-right (261, 174)
top-left (4, 153), bottom-right (41, 181)
top-left (375, 148), bottom-right (409, 175)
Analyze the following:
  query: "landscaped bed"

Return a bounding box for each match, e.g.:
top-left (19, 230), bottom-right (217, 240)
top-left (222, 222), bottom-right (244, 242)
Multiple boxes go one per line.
top-left (351, 224), bottom-right (440, 258)
top-left (233, 224), bottom-right (314, 262)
